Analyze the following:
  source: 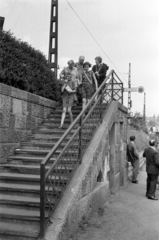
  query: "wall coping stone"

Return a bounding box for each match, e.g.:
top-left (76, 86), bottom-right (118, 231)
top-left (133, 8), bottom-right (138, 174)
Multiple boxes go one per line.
top-left (0, 82), bottom-right (58, 108)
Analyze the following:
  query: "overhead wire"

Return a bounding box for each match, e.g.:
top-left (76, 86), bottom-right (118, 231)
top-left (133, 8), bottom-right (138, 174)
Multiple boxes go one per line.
top-left (12, 0), bottom-right (28, 31)
top-left (66, 0), bottom-right (145, 113)
top-left (65, 0), bottom-right (128, 84)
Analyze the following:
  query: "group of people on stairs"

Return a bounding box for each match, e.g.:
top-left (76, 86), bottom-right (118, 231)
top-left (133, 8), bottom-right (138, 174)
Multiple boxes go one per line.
top-left (127, 136), bottom-right (159, 200)
top-left (58, 56), bottom-right (109, 129)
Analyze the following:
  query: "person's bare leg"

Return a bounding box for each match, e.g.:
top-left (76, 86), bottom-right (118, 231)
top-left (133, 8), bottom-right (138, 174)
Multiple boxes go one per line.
top-left (82, 98), bottom-right (86, 111)
top-left (59, 107), bottom-right (66, 128)
top-left (68, 107), bottom-right (73, 124)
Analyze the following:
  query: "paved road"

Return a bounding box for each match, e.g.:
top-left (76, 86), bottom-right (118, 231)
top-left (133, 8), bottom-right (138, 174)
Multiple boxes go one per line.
top-left (73, 168), bottom-right (159, 240)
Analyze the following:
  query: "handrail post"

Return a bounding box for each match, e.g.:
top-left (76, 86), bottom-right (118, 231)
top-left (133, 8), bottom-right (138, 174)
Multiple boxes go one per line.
top-left (78, 115), bottom-right (83, 164)
top-left (111, 71), bottom-right (114, 100)
top-left (100, 87), bottom-right (104, 123)
top-left (121, 82), bottom-right (124, 104)
top-left (39, 163), bottom-right (46, 239)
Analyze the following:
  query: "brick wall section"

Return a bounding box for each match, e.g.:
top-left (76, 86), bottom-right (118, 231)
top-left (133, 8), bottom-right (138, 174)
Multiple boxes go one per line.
top-left (0, 83), bottom-right (57, 163)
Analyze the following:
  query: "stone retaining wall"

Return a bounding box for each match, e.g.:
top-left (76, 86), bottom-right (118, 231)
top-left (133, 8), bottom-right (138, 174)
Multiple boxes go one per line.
top-left (0, 83), bottom-right (57, 163)
top-left (45, 101), bottom-right (128, 240)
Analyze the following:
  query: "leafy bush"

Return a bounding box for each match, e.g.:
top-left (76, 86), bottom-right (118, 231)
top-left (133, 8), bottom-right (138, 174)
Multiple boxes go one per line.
top-left (0, 30), bottom-right (61, 101)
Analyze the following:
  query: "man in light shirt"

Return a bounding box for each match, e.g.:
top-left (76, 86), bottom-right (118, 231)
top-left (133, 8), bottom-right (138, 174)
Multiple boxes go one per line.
top-left (75, 56), bottom-right (85, 77)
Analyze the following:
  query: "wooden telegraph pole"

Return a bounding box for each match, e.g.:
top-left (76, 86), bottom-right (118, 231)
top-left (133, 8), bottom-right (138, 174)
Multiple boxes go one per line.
top-left (128, 63), bottom-right (132, 113)
top-left (143, 92), bottom-right (146, 125)
top-left (48, 0), bottom-right (58, 78)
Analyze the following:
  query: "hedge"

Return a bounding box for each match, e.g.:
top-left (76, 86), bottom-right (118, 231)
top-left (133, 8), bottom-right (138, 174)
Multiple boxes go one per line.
top-left (0, 30), bottom-right (61, 101)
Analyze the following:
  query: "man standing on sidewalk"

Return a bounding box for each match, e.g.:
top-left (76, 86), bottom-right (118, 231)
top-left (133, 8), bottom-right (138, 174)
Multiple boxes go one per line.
top-left (127, 136), bottom-right (139, 184)
top-left (143, 139), bottom-right (159, 200)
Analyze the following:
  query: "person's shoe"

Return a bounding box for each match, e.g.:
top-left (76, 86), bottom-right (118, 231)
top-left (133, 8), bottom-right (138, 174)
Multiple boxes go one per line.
top-left (58, 125), bottom-right (64, 129)
top-left (146, 193), bottom-right (148, 197)
top-left (132, 180), bottom-right (138, 184)
top-left (147, 196), bottom-right (158, 200)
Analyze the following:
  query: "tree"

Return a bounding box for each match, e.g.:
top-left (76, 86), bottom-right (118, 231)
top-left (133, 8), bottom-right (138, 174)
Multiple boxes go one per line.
top-left (147, 120), bottom-right (156, 128)
top-left (0, 30), bottom-right (61, 102)
top-left (156, 115), bottom-right (159, 123)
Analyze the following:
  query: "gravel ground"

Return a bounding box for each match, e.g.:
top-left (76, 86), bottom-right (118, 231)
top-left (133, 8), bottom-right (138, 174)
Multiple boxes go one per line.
top-left (70, 169), bottom-right (159, 240)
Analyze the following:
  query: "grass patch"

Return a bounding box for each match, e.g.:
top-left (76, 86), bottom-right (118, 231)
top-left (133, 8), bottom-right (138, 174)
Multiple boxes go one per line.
top-left (128, 126), bottom-right (149, 152)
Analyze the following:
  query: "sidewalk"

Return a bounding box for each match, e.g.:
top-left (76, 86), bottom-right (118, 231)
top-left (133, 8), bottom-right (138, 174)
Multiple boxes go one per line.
top-left (73, 168), bottom-right (159, 240)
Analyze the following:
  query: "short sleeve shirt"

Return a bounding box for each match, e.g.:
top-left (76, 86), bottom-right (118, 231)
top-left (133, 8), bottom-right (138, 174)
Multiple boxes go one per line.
top-left (60, 67), bottom-right (78, 82)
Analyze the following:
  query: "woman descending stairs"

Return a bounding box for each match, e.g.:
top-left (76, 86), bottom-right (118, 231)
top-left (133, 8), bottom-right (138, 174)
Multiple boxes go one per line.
top-left (0, 106), bottom-right (82, 240)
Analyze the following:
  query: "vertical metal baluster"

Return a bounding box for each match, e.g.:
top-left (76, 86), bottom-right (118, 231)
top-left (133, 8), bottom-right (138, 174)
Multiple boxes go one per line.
top-left (121, 82), bottom-right (124, 104)
top-left (40, 163), bottom-right (46, 239)
top-left (100, 87), bottom-right (104, 123)
top-left (111, 71), bottom-right (114, 100)
top-left (78, 115), bottom-right (83, 164)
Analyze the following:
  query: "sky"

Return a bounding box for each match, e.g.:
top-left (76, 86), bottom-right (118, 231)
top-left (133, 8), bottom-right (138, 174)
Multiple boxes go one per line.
top-left (0, 0), bottom-right (159, 117)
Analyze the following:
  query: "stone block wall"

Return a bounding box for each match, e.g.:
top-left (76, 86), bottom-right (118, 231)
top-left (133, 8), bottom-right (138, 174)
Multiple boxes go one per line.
top-left (0, 83), bottom-right (57, 163)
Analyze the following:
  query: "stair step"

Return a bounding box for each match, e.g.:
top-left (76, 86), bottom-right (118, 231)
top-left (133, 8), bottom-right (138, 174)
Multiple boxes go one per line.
top-left (0, 205), bottom-right (40, 221)
top-left (0, 172), bottom-right (68, 182)
top-left (49, 113), bottom-right (79, 120)
top-left (33, 128), bottom-right (76, 134)
top-left (39, 124), bottom-right (79, 130)
top-left (54, 108), bottom-right (81, 113)
top-left (1, 164), bottom-right (75, 175)
top-left (0, 172), bottom-right (40, 181)
top-left (7, 155), bottom-right (78, 164)
top-left (20, 142), bottom-right (64, 147)
top-left (14, 148), bottom-right (78, 157)
top-left (20, 142), bottom-right (69, 148)
top-left (0, 182), bottom-right (63, 194)
top-left (27, 135), bottom-right (78, 142)
top-left (14, 149), bottom-right (58, 155)
top-left (0, 221), bottom-right (39, 238)
top-left (52, 110), bottom-right (80, 115)
top-left (0, 194), bottom-right (40, 206)
top-left (0, 234), bottom-right (37, 240)
top-left (43, 118), bottom-right (73, 123)
top-left (55, 105), bottom-right (82, 110)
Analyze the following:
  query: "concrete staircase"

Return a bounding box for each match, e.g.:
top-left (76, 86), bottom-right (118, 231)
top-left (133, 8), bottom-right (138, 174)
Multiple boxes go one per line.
top-left (0, 106), bottom-right (82, 240)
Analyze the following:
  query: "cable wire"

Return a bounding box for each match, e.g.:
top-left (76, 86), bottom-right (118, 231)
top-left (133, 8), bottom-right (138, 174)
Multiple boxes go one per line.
top-left (12, 0), bottom-right (28, 30)
top-left (66, 0), bottom-right (128, 83)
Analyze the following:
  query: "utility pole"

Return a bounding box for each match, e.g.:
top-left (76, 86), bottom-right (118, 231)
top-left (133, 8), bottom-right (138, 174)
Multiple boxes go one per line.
top-left (0, 17), bottom-right (5, 38)
top-left (143, 92), bottom-right (146, 125)
top-left (48, 0), bottom-right (58, 78)
top-left (128, 63), bottom-right (132, 113)
top-left (0, 16), bottom-right (4, 31)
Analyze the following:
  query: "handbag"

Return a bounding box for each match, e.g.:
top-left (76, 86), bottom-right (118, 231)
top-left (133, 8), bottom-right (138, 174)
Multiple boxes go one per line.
top-left (65, 84), bottom-right (73, 93)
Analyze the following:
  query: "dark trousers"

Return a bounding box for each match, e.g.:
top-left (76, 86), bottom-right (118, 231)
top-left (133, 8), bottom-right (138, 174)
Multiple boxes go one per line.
top-left (131, 159), bottom-right (139, 181)
top-left (146, 173), bottom-right (158, 197)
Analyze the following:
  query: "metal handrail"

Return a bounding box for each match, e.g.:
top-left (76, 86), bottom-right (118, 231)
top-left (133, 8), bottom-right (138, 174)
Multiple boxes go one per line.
top-left (39, 70), bottom-right (123, 238)
top-left (41, 70), bottom-right (112, 165)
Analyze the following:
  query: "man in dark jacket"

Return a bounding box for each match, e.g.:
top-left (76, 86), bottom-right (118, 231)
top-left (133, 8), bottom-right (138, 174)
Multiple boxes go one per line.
top-left (143, 139), bottom-right (159, 200)
top-left (127, 136), bottom-right (139, 183)
top-left (92, 56), bottom-right (109, 87)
